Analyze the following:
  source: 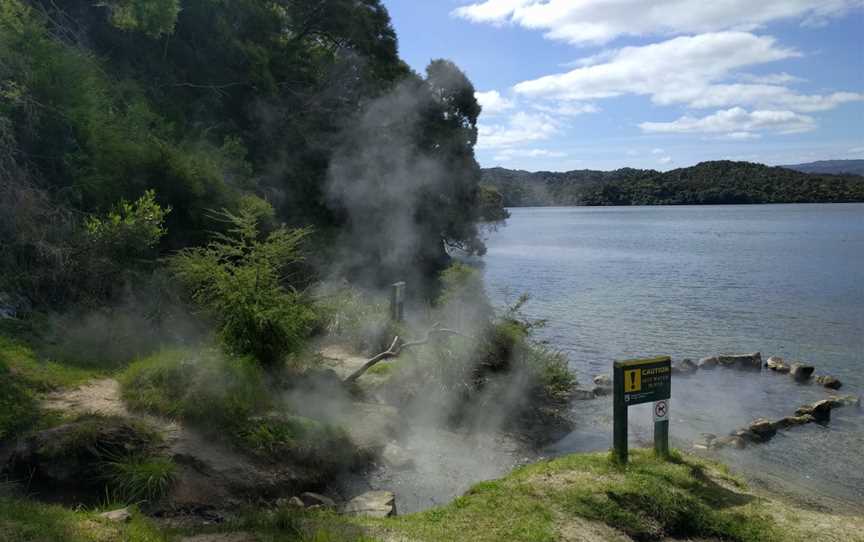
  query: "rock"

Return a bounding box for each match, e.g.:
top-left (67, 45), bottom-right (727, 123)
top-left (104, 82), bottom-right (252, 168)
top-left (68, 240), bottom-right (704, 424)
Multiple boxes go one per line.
top-left (693, 433), bottom-right (716, 449)
top-left (789, 362), bottom-right (815, 382)
top-left (747, 418), bottom-right (777, 441)
top-left (828, 395), bottom-right (861, 407)
top-left (299, 492), bottom-right (335, 508)
top-left (697, 356), bottom-right (719, 369)
top-left (593, 375), bottom-right (612, 387)
top-left (99, 508), bottom-right (131, 523)
top-left (341, 490), bottom-right (396, 518)
top-left (815, 375), bottom-right (842, 390)
top-left (718, 353), bottom-right (762, 370)
top-left (731, 429), bottom-right (761, 443)
top-left (275, 496), bottom-right (304, 509)
top-left (775, 415), bottom-right (814, 429)
top-left (672, 359), bottom-right (698, 375)
top-left (382, 443), bottom-right (413, 470)
top-left (766, 356), bottom-right (790, 372)
top-left (795, 399), bottom-right (833, 422)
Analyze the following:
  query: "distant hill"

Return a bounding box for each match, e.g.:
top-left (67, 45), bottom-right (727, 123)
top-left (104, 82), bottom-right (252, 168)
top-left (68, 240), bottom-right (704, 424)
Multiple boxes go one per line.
top-left (781, 159), bottom-right (864, 176)
top-left (482, 161), bottom-right (864, 207)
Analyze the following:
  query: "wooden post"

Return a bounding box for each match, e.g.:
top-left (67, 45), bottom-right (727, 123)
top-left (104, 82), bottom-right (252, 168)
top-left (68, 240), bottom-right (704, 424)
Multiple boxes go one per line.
top-left (390, 281), bottom-right (406, 322)
top-left (654, 418), bottom-right (669, 457)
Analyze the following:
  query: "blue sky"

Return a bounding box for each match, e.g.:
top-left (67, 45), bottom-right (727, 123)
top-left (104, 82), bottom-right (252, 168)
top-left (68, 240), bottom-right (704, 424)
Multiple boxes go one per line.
top-left (383, 0), bottom-right (864, 171)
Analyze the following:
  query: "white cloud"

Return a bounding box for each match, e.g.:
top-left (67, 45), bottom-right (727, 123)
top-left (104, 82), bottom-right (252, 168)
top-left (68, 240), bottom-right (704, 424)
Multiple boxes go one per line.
top-left (651, 148), bottom-right (664, 154)
top-left (737, 72), bottom-right (806, 84)
top-left (532, 102), bottom-right (600, 116)
top-left (453, 0), bottom-right (861, 45)
top-left (639, 107), bottom-right (816, 136)
top-left (475, 90), bottom-right (515, 115)
top-left (723, 131), bottom-right (762, 140)
top-left (849, 146), bottom-right (864, 155)
top-left (658, 156), bottom-right (673, 165)
top-left (477, 111), bottom-right (561, 149)
top-left (492, 148), bottom-right (568, 161)
top-left (513, 33), bottom-right (798, 101)
top-left (511, 32), bottom-right (862, 114)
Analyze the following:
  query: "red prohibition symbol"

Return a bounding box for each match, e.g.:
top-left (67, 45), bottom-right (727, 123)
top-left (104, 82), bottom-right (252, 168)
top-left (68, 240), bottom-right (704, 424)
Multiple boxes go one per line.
top-left (655, 401), bottom-right (668, 418)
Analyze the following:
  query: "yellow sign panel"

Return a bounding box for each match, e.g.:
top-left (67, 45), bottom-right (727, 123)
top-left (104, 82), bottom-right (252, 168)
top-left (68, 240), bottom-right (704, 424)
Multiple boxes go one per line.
top-left (624, 369), bottom-right (641, 392)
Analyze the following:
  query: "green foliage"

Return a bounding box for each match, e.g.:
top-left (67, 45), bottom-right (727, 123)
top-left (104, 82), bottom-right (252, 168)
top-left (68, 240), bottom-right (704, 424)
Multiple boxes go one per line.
top-left (104, 454), bottom-right (175, 503)
top-left (477, 184), bottom-right (510, 222)
top-left (84, 190), bottom-right (170, 262)
top-left (0, 356), bottom-right (39, 442)
top-left (483, 161), bottom-right (864, 207)
top-left (237, 415), bottom-right (356, 469)
top-left (120, 347), bottom-right (271, 429)
top-left (170, 209), bottom-right (316, 366)
top-left (0, 334), bottom-right (95, 392)
top-left (109, 0), bottom-right (180, 37)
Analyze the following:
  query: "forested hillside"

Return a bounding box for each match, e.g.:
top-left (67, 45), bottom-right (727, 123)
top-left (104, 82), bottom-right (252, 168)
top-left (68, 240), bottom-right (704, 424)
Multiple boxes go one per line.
top-left (781, 159), bottom-right (864, 176)
top-left (1, 0), bottom-right (500, 310)
top-left (482, 161), bottom-right (864, 207)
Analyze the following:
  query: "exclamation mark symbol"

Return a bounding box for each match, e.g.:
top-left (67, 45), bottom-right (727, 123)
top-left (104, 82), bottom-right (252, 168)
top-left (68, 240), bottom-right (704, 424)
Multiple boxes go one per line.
top-left (630, 371), bottom-right (637, 390)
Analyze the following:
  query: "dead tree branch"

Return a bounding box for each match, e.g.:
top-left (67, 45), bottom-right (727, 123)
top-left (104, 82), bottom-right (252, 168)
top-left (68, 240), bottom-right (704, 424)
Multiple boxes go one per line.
top-left (343, 324), bottom-right (475, 383)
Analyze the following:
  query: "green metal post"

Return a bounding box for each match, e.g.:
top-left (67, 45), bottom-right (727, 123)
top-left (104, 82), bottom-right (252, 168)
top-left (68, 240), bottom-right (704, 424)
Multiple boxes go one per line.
top-left (654, 420), bottom-right (669, 458)
top-left (613, 364), bottom-right (628, 464)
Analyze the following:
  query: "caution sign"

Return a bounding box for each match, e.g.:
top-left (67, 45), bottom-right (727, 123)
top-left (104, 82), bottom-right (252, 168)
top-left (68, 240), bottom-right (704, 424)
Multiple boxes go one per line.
top-left (624, 369), bottom-right (641, 392)
top-left (654, 399), bottom-right (669, 422)
top-left (614, 356), bottom-right (671, 406)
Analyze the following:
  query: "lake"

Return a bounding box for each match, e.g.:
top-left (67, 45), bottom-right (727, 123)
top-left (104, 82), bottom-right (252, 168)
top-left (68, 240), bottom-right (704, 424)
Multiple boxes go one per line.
top-left (483, 204), bottom-right (864, 508)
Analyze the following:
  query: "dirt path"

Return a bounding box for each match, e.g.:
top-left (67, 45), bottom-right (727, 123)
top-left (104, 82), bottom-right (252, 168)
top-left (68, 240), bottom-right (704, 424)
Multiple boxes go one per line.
top-left (43, 378), bottom-right (130, 418)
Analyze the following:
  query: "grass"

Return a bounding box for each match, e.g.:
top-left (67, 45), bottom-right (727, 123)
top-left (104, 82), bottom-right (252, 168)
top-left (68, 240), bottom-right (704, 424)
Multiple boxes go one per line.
top-left (237, 415), bottom-right (357, 469)
top-left (120, 347), bottom-right (271, 428)
top-left (104, 454), bottom-right (176, 504)
top-left (0, 497), bottom-right (166, 542)
top-left (209, 449), bottom-right (812, 542)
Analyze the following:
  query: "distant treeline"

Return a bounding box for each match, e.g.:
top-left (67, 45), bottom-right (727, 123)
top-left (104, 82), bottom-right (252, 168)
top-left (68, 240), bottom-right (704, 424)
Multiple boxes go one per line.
top-left (482, 161), bottom-right (864, 207)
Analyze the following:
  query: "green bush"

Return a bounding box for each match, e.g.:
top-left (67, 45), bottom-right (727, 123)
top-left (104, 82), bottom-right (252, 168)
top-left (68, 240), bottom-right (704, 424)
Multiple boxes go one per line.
top-left (237, 415), bottom-right (357, 470)
top-left (170, 208), bottom-right (316, 366)
top-left (315, 284), bottom-right (399, 354)
top-left (120, 347), bottom-right (271, 430)
top-left (0, 357), bottom-right (38, 442)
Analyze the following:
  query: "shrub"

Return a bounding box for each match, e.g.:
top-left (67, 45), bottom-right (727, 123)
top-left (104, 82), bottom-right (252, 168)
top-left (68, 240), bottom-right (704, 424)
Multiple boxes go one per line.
top-left (120, 348), bottom-right (271, 430)
top-left (314, 284), bottom-right (393, 354)
top-left (237, 415), bottom-right (356, 470)
top-left (170, 208), bottom-right (316, 366)
top-left (0, 357), bottom-right (38, 442)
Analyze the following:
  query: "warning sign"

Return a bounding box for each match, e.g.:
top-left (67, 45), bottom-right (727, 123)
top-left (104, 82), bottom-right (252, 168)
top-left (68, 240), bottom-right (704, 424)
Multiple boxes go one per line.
top-left (654, 399), bottom-right (669, 422)
top-left (624, 369), bottom-right (641, 392)
top-left (614, 356), bottom-right (671, 406)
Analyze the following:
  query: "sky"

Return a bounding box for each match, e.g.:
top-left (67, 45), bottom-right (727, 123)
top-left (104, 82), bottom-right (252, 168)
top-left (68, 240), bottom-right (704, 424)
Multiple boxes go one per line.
top-left (382, 0), bottom-right (864, 172)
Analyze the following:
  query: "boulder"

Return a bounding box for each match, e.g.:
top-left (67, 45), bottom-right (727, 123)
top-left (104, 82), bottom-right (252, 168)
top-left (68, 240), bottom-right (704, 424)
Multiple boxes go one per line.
top-left (775, 415), bottom-right (814, 428)
top-left (766, 356), bottom-right (790, 373)
top-left (795, 399), bottom-right (833, 422)
top-left (789, 362), bottom-right (815, 382)
top-left (593, 375), bottom-right (612, 388)
top-left (382, 443), bottom-right (413, 470)
top-left (299, 492), bottom-right (336, 509)
top-left (815, 375), bottom-right (842, 390)
top-left (718, 353), bottom-right (762, 370)
top-left (697, 356), bottom-right (719, 370)
top-left (747, 418), bottom-right (777, 441)
top-left (829, 395), bottom-right (861, 407)
top-left (341, 490), bottom-right (396, 518)
top-left (99, 508), bottom-right (132, 523)
top-left (275, 496), bottom-right (304, 509)
top-left (672, 359), bottom-right (698, 375)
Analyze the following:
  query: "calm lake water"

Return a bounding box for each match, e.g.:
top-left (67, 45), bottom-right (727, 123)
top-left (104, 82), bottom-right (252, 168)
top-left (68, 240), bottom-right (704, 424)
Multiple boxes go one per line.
top-left (483, 204), bottom-right (864, 508)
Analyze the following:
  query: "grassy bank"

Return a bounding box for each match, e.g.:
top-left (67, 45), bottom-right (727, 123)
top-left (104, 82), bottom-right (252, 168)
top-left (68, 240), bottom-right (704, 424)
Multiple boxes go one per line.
top-left (207, 449), bottom-right (863, 542)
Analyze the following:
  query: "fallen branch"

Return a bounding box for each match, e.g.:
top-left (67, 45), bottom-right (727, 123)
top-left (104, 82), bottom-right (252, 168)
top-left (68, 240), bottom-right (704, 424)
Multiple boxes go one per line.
top-left (343, 324), bottom-right (474, 383)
